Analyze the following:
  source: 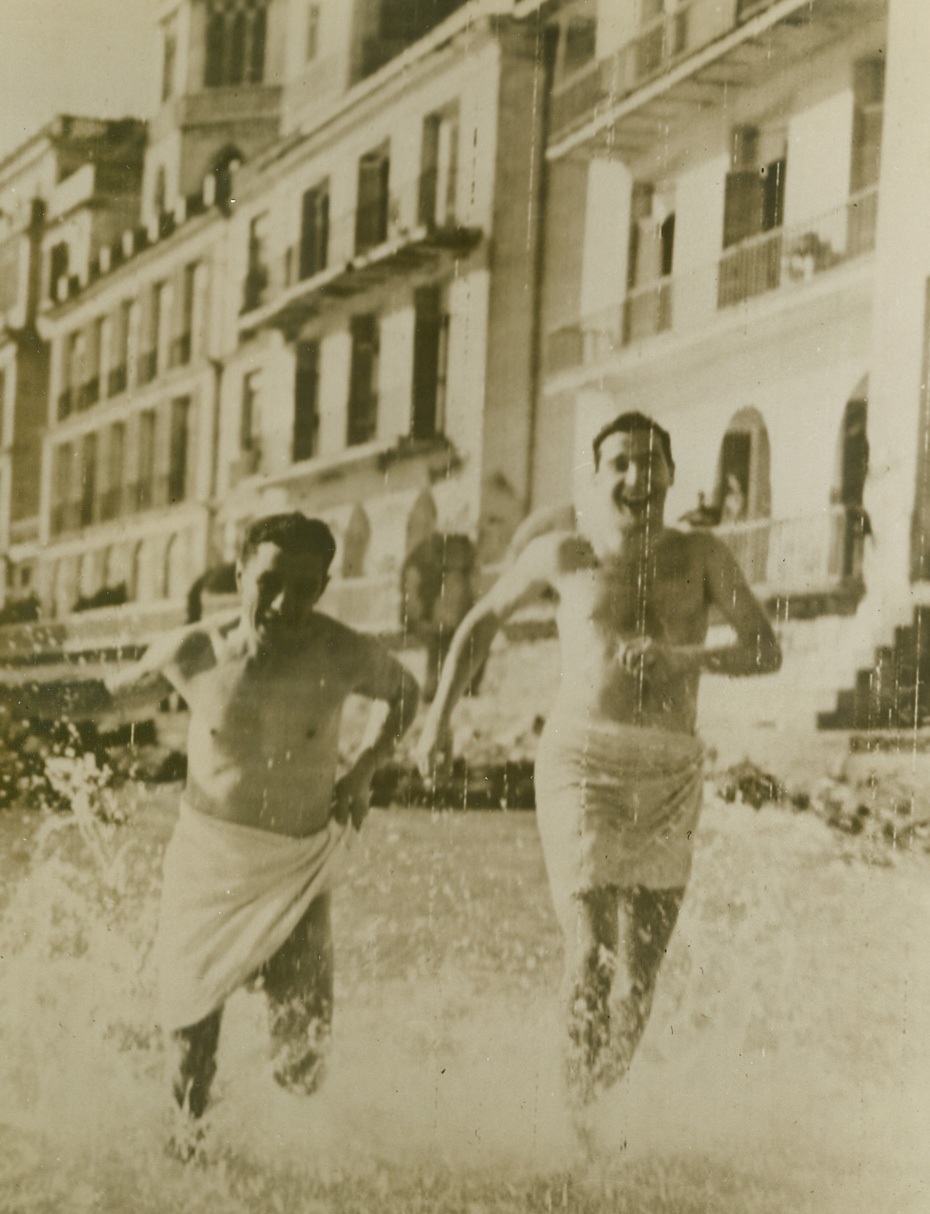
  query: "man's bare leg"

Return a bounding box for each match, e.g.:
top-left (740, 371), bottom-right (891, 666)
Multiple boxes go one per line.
top-left (170, 1007), bottom-right (223, 1119)
top-left (565, 885), bottom-right (683, 1100)
top-left (261, 893), bottom-right (334, 1094)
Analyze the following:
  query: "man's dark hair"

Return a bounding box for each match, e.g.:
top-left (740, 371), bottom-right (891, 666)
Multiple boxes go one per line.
top-left (592, 411), bottom-right (675, 475)
top-left (240, 513), bottom-right (336, 570)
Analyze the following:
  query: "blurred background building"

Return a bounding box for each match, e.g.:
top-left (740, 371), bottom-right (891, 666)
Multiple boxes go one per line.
top-left (1, 0), bottom-right (928, 729)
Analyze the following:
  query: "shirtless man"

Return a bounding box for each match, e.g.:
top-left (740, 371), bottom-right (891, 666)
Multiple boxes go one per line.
top-left (416, 411), bottom-right (781, 1100)
top-left (100, 513), bottom-right (418, 1128)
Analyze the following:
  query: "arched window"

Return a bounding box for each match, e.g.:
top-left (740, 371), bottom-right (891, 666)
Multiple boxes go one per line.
top-left (406, 489), bottom-right (437, 556)
top-left (715, 407), bottom-right (771, 523)
top-left (342, 505), bottom-right (371, 579)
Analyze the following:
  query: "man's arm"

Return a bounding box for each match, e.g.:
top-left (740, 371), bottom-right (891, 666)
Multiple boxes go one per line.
top-left (334, 645), bottom-right (421, 829)
top-left (621, 535), bottom-right (781, 679)
top-left (416, 536), bottom-right (558, 771)
top-left (697, 535), bottom-right (782, 675)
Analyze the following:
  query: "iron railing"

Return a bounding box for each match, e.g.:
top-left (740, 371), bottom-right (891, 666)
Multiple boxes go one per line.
top-left (546, 188), bottom-right (878, 372)
top-left (714, 505), bottom-right (866, 595)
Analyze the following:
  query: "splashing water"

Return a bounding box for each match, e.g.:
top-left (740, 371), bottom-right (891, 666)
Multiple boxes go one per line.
top-left (0, 782), bottom-right (928, 1213)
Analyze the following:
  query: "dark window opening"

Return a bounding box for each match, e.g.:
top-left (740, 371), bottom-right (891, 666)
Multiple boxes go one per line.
top-left (293, 341), bottom-right (320, 462)
top-left (347, 314), bottom-right (379, 446)
top-left (411, 285), bottom-right (449, 440)
top-left (299, 182), bottom-right (330, 280)
top-left (168, 397), bottom-right (190, 503)
top-left (355, 146), bottom-right (390, 254)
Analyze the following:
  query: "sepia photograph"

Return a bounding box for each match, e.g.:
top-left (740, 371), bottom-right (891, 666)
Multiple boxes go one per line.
top-left (0, 0), bottom-right (927, 1210)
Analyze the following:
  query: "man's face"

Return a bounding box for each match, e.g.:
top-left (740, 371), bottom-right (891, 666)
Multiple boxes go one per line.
top-left (237, 542), bottom-right (329, 649)
top-left (592, 428), bottom-right (674, 538)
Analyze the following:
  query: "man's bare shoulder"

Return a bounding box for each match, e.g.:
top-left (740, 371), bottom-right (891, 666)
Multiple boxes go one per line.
top-left (167, 623), bottom-right (221, 679)
top-left (520, 529), bottom-right (597, 576)
top-left (308, 611), bottom-right (387, 663)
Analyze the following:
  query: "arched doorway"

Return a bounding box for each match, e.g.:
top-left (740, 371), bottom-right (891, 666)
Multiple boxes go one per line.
top-left (715, 408), bottom-right (772, 584)
top-left (833, 378), bottom-right (869, 579)
top-left (406, 490), bottom-right (437, 556)
top-left (342, 505), bottom-right (371, 579)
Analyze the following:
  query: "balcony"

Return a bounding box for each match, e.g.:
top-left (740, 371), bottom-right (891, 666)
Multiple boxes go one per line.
top-left (714, 505), bottom-right (865, 608)
top-left (239, 172), bottom-right (482, 336)
top-left (548, 0), bottom-right (886, 158)
top-left (546, 188), bottom-right (877, 374)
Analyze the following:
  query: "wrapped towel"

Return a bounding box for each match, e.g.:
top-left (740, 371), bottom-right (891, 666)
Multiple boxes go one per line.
top-left (155, 799), bottom-right (349, 1031)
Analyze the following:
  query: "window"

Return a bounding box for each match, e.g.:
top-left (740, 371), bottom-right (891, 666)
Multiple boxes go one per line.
top-left (136, 410), bottom-right (156, 509)
top-left (851, 54), bottom-right (884, 193)
top-left (49, 242), bottom-right (69, 300)
top-left (241, 371), bottom-right (261, 452)
top-left (306, 3), bottom-right (320, 61)
top-left (419, 108), bottom-right (458, 227)
top-left (719, 126), bottom-right (786, 306)
top-left (624, 182), bottom-right (674, 342)
top-left (101, 422), bottom-right (125, 520)
top-left (293, 341), bottom-right (320, 462)
top-left (411, 286), bottom-right (449, 440)
top-left (161, 21), bottom-right (177, 102)
top-left (173, 263), bottom-right (197, 366)
top-left (347, 315), bottom-right (379, 446)
top-left (168, 397), bottom-right (190, 503)
top-left (355, 145), bottom-right (390, 254)
top-left (51, 443), bottom-right (75, 534)
top-left (140, 283), bottom-right (165, 383)
top-left (299, 182), bottom-right (329, 280)
top-left (80, 434), bottom-right (98, 527)
top-left (109, 301), bottom-right (130, 396)
top-left (203, 1), bottom-right (268, 87)
top-left (243, 213), bottom-right (269, 312)
top-left (562, 15), bottom-right (597, 76)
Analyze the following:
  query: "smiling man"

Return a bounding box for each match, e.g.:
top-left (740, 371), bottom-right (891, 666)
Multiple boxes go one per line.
top-left (104, 512), bottom-right (418, 1138)
top-left (416, 411), bottom-right (781, 1101)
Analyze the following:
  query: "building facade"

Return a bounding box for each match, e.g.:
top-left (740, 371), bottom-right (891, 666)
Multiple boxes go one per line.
top-left (531, 0), bottom-right (930, 721)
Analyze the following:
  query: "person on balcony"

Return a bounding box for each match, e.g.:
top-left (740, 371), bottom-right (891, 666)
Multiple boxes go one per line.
top-left (720, 473), bottom-right (747, 524)
top-left (415, 410), bottom-right (781, 1104)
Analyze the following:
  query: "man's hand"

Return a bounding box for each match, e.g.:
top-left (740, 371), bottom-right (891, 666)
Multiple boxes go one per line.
top-left (332, 756), bottom-right (376, 831)
top-left (413, 716), bottom-right (453, 781)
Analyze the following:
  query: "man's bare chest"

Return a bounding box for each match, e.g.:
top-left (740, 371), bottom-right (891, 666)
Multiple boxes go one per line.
top-left (559, 559), bottom-right (707, 643)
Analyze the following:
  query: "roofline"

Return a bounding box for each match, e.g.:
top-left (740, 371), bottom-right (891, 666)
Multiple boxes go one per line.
top-left (240, 0), bottom-right (514, 196)
top-left (0, 114), bottom-right (146, 182)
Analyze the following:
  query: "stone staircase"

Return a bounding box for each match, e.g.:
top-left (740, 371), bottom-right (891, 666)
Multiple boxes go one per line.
top-left (818, 607), bottom-right (930, 730)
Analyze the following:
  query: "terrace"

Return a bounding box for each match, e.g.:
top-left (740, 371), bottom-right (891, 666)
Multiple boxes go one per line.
top-left (548, 0), bottom-right (886, 159)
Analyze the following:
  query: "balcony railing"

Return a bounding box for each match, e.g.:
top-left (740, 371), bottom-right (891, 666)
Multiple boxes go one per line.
top-left (107, 364), bottom-right (127, 397)
top-left (714, 505), bottom-right (865, 598)
top-left (719, 188), bottom-right (878, 308)
top-left (239, 172), bottom-right (481, 331)
top-left (546, 188), bottom-right (877, 374)
top-left (551, 0), bottom-right (740, 140)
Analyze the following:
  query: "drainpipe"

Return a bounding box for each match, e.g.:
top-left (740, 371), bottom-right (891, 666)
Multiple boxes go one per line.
top-left (523, 14), bottom-right (558, 516)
